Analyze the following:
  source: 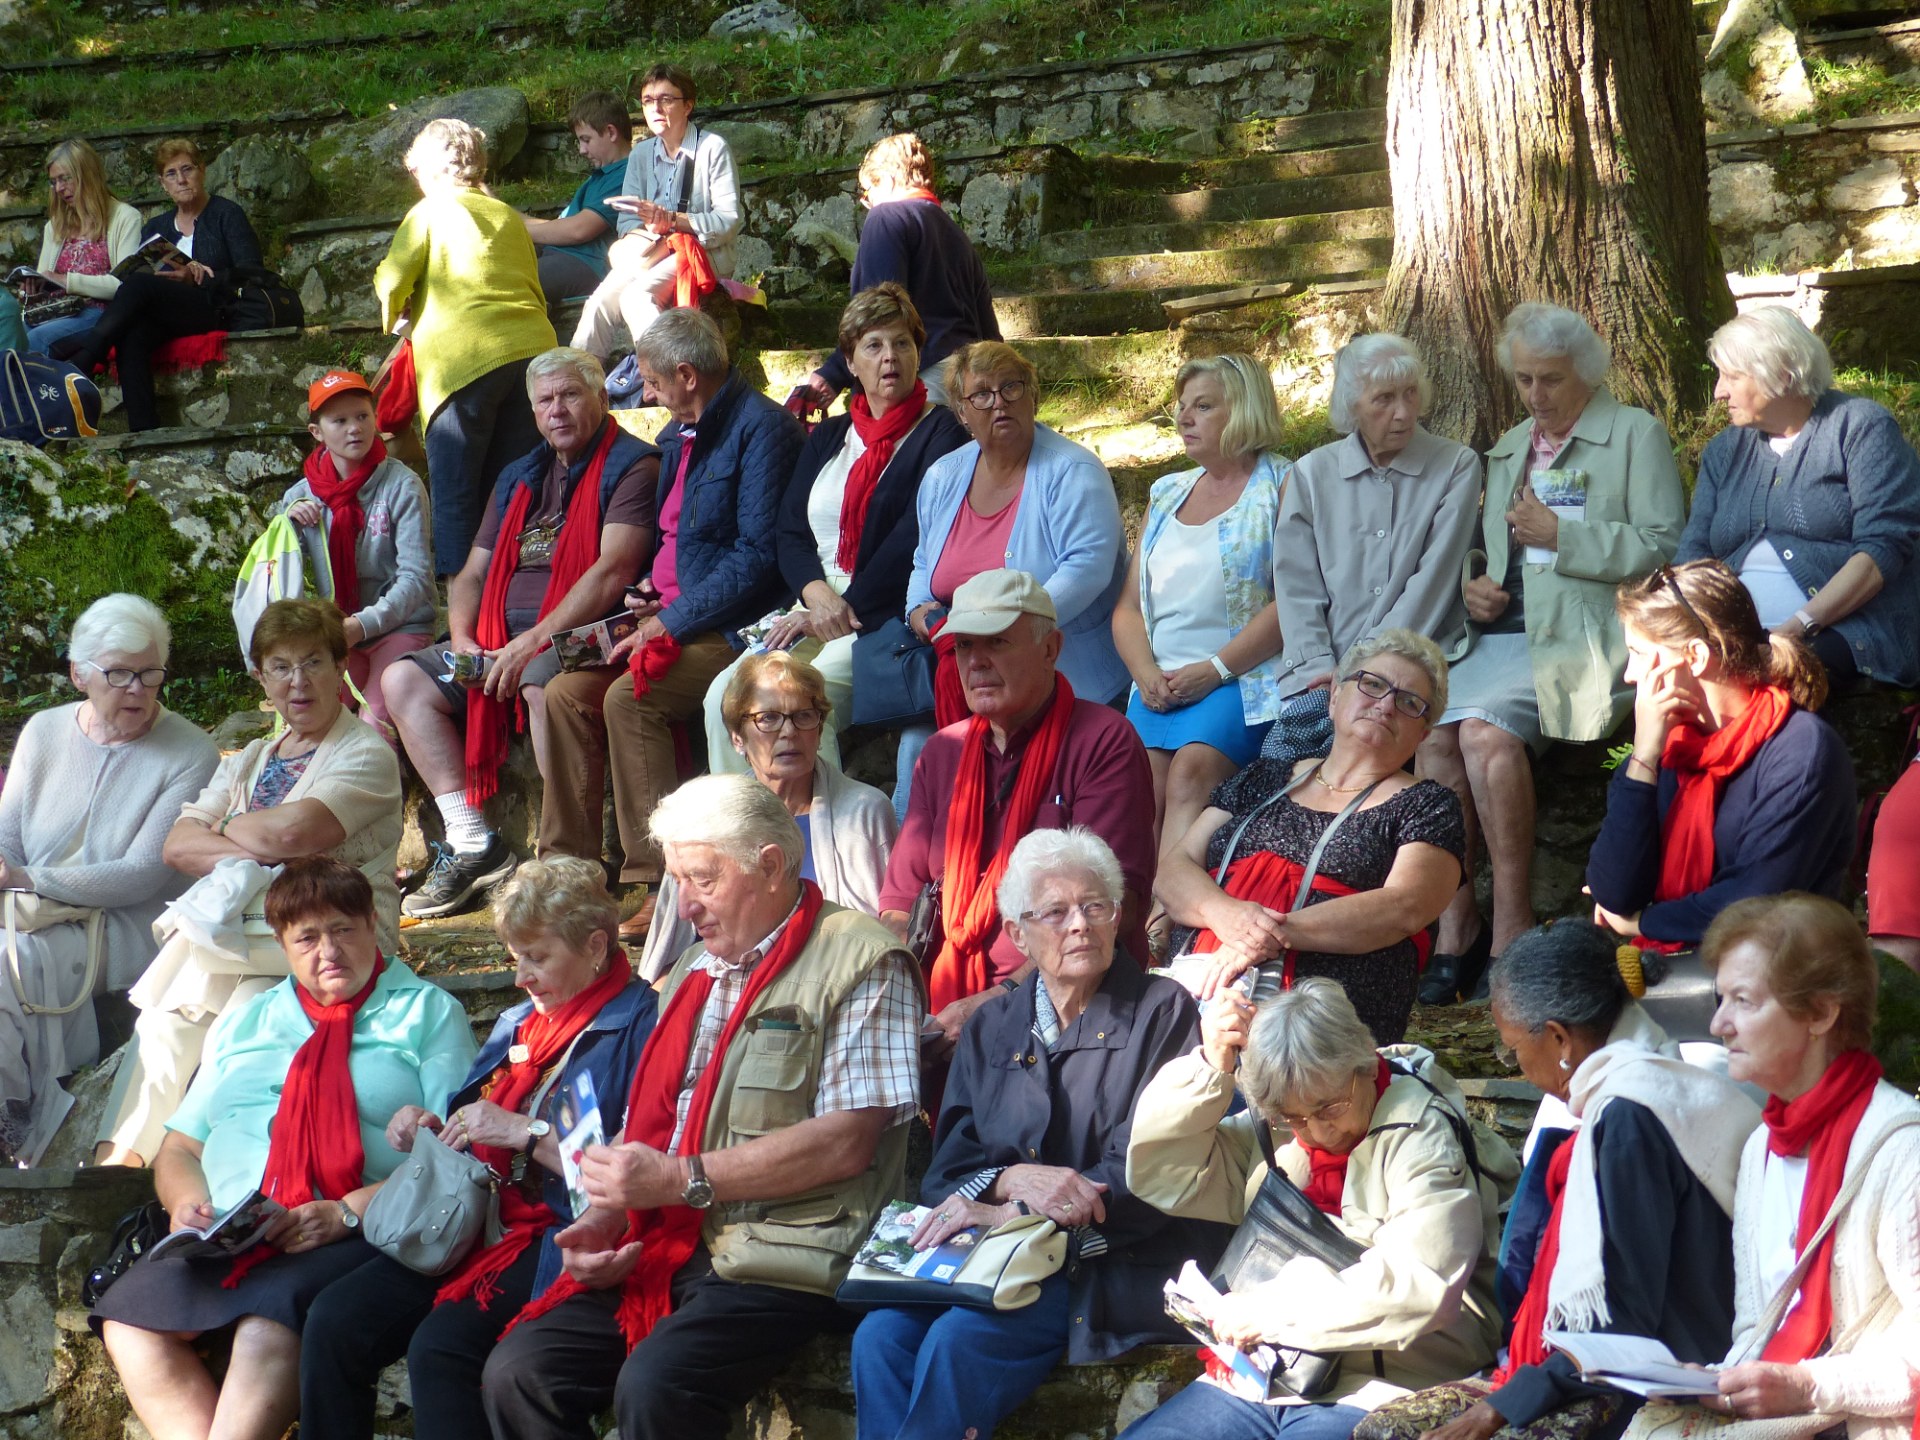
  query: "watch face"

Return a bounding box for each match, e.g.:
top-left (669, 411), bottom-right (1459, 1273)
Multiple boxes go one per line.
top-left (684, 1178), bottom-right (715, 1209)
top-left (527, 1119), bottom-right (551, 1139)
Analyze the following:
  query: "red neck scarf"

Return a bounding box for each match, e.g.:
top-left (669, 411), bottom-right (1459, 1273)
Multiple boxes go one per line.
top-left (1759, 1049), bottom-right (1884, 1363)
top-left (928, 677), bottom-right (1076, 1012)
top-left (667, 232), bottom-right (719, 309)
top-left (838, 388), bottom-right (925, 574)
top-left (1493, 1132), bottom-right (1579, 1383)
top-left (1650, 684), bottom-right (1791, 923)
top-left (434, 954), bottom-right (635, 1311)
top-left (1299, 1057), bottom-right (1392, 1214)
top-left (467, 422), bottom-right (620, 804)
top-left (931, 619), bottom-right (968, 728)
top-left (225, 955), bottom-right (386, 1286)
top-left (302, 439), bottom-right (387, 613)
top-left (505, 884), bottom-right (826, 1350)
top-left (894, 187), bottom-right (941, 205)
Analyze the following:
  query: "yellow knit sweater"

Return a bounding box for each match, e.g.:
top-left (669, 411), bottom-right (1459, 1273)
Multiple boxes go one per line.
top-left (373, 188), bottom-right (555, 426)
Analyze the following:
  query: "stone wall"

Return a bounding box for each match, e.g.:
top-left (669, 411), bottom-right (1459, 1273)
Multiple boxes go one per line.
top-left (1709, 111), bottom-right (1920, 272)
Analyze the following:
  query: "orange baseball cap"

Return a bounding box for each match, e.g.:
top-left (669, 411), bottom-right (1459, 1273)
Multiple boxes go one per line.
top-left (308, 369), bottom-right (374, 415)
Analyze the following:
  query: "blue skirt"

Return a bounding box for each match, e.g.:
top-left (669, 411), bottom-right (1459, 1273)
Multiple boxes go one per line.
top-left (1125, 683), bottom-right (1271, 766)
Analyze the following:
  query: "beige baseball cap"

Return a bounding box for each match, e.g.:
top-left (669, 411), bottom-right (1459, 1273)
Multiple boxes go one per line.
top-left (943, 569), bottom-right (1057, 636)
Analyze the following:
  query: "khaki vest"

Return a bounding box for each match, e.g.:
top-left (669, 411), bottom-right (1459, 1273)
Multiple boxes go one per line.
top-left (658, 901), bottom-right (926, 1296)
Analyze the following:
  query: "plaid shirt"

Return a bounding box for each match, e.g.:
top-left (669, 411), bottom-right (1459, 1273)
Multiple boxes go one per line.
top-left (668, 902), bottom-right (922, 1152)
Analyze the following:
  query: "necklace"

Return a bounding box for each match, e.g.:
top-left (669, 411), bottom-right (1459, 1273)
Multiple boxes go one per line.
top-left (1314, 764), bottom-right (1387, 795)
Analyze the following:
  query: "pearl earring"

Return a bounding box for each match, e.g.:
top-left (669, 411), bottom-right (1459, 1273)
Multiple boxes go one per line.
top-left (1558, 1058), bottom-right (1571, 1071)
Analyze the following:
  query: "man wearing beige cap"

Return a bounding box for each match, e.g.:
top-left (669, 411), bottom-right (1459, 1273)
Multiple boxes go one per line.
top-left (878, 569), bottom-right (1154, 1050)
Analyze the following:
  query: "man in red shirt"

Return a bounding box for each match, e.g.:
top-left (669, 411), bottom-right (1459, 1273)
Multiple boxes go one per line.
top-left (878, 569), bottom-right (1155, 1053)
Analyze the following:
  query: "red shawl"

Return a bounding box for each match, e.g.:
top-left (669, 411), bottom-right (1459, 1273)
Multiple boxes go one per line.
top-left (927, 677), bottom-right (1076, 1012)
top-left (375, 340), bottom-right (418, 433)
top-left (435, 955), bottom-right (635, 1311)
top-left (1492, 1133), bottom-right (1578, 1383)
top-left (1644, 685), bottom-right (1792, 954)
top-left (1760, 1049), bottom-right (1884, 1363)
top-left (1189, 851), bottom-right (1431, 987)
top-left (931, 618), bottom-right (968, 729)
top-left (1299, 1057), bottom-right (1393, 1214)
top-left (505, 884), bottom-right (826, 1350)
top-left (466, 422), bottom-right (620, 804)
top-left (302, 438), bottom-right (388, 612)
top-left (838, 386), bottom-right (925, 575)
top-left (668, 232), bottom-right (719, 310)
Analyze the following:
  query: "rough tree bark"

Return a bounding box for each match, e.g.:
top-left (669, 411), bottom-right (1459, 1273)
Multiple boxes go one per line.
top-left (1383, 0), bottom-right (1735, 450)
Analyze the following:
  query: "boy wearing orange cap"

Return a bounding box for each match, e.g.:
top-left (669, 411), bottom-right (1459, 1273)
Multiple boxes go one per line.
top-left (278, 368), bottom-right (436, 743)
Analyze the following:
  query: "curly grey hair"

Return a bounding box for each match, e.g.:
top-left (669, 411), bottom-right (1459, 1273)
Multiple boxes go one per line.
top-left (997, 826), bottom-right (1124, 923)
top-left (492, 856), bottom-right (620, 959)
top-left (1497, 303), bottom-right (1611, 388)
top-left (1326, 333), bottom-right (1429, 436)
top-left (1238, 977), bottom-right (1380, 1121)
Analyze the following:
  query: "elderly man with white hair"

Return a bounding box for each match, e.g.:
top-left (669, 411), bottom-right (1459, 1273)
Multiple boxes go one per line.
top-left (1416, 302), bottom-right (1685, 1004)
top-left (0, 593), bottom-right (217, 1164)
top-left (382, 345), bottom-right (660, 919)
top-left (1264, 333), bottom-right (1481, 772)
top-left (1678, 303), bottom-right (1920, 689)
top-left (480, 772), bottom-right (923, 1440)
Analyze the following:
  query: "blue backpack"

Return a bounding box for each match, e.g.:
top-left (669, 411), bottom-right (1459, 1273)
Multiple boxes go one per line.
top-left (2, 351), bottom-right (101, 446)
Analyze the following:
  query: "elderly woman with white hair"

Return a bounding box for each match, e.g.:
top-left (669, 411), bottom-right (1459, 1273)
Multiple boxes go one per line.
top-left (1416, 303), bottom-right (1685, 1005)
top-left (1120, 976), bottom-right (1515, 1440)
top-left (851, 826), bottom-right (1224, 1440)
top-left (1677, 304), bottom-right (1920, 688)
top-left (374, 117), bottom-right (557, 567)
top-left (1265, 333), bottom-right (1480, 770)
top-left (1157, 630), bottom-right (1465, 1046)
top-left (0, 594), bottom-right (218, 1164)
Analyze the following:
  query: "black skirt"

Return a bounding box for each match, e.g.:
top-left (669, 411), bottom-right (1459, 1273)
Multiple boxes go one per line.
top-left (91, 1236), bottom-right (377, 1337)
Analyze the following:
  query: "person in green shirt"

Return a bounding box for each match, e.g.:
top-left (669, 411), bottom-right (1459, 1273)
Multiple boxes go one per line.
top-left (519, 91), bottom-right (635, 305)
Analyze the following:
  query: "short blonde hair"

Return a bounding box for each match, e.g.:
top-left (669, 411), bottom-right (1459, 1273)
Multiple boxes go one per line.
top-left (1175, 353), bottom-right (1286, 461)
top-left (492, 856), bottom-right (619, 959)
top-left (721, 651), bottom-right (832, 736)
top-left (1339, 628), bottom-right (1448, 719)
top-left (1701, 893), bottom-right (1877, 1053)
top-left (1708, 307), bottom-right (1833, 404)
top-left (1327, 333), bottom-right (1429, 436)
top-left (942, 340), bottom-right (1038, 418)
top-left (153, 137), bottom-right (203, 174)
top-left (859, 133), bottom-right (935, 194)
top-left (406, 118), bottom-right (488, 188)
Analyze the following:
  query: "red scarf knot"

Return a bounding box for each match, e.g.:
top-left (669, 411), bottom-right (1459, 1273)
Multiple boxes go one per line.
top-left (302, 438), bottom-right (388, 614)
top-left (838, 388), bottom-right (926, 575)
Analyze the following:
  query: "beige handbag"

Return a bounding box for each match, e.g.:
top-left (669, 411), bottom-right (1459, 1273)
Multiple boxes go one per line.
top-left (837, 1210), bottom-right (1067, 1311)
top-left (4, 889), bottom-right (105, 1017)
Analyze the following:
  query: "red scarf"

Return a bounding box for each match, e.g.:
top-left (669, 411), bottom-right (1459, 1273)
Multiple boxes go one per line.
top-left (302, 438), bottom-right (387, 613)
top-left (667, 232), bottom-right (719, 309)
top-left (931, 618), bottom-right (968, 728)
top-left (1760, 1049), bottom-right (1884, 1363)
top-left (838, 387), bottom-right (925, 575)
top-left (466, 422), bottom-right (620, 804)
top-left (928, 677), bottom-right (1076, 1012)
top-left (225, 955), bottom-right (386, 1286)
top-left (375, 339), bottom-right (418, 433)
top-left (1645, 685), bottom-right (1792, 954)
top-left (505, 884), bottom-right (826, 1349)
top-left (629, 632), bottom-right (684, 701)
top-left (1299, 1057), bottom-right (1393, 1214)
top-left (1189, 851), bottom-right (1431, 986)
top-left (1492, 1133), bottom-right (1578, 1383)
top-left (434, 955), bottom-right (635, 1311)
top-left (895, 187), bottom-right (941, 205)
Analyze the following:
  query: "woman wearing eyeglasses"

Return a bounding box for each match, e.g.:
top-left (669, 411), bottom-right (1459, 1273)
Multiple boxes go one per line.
top-left (1585, 560), bottom-right (1853, 1011)
top-left (634, 651), bottom-right (896, 970)
top-left (898, 340), bottom-right (1128, 814)
top-left (1155, 630), bottom-right (1465, 1046)
top-left (0, 594), bottom-right (217, 1166)
top-left (95, 597), bottom-right (405, 1167)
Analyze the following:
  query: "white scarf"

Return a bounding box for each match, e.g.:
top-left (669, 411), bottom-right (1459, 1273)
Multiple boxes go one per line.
top-left (1544, 1003), bottom-right (1762, 1334)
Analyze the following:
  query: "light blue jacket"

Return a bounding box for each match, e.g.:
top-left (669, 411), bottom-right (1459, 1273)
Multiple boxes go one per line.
top-left (907, 423), bottom-right (1130, 701)
top-left (1138, 453), bottom-right (1292, 725)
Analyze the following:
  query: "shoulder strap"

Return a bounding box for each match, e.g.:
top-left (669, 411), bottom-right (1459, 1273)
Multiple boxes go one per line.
top-left (526, 1024), bottom-right (597, 1123)
top-left (1384, 1058), bottom-right (1483, 1181)
top-left (1213, 763), bottom-right (1379, 897)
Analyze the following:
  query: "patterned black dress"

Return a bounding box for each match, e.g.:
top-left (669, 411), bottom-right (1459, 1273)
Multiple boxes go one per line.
top-left (1174, 758), bottom-right (1466, 1044)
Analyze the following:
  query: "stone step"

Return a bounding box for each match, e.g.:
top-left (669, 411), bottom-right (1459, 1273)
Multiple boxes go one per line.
top-left (83, 326), bottom-right (381, 432)
top-left (1036, 201), bottom-right (1394, 264)
top-left (1225, 106), bottom-right (1386, 154)
top-left (1094, 161), bottom-right (1390, 227)
top-left (1094, 140), bottom-right (1389, 196)
top-left (67, 423), bottom-right (310, 497)
top-left (1004, 233), bottom-right (1394, 293)
top-left (771, 285), bottom-right (1197, 348)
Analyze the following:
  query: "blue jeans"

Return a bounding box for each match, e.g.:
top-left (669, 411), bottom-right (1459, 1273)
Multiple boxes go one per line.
top-left (851, 1272), bottom-right (1070, 1440)
top-left (422, 355), bottom-right (542, 572)
top-left (891, 722), bottom-right (934, 825)
top-left (26, 306), bottom-right (103, 352)
top-left (1118, 1382), bottom-right (1368, 1440)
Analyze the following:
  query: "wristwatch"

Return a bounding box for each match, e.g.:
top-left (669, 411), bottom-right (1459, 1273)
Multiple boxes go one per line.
top-left (682, 1153), bottom-right (715, 1210)
top-left (1793, 608), bottom-right (1823, 638)
top-left (1209, 654), bottom-right (1235, 683)
top-left (337, 1200), bottom-right (360, 1231)
top-left (522, 1118), bottom-right (551, 1154)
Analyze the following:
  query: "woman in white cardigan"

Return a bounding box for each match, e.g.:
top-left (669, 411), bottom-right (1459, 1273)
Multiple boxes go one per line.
top-left (1701, 894), bottom-right (1920, 1440)
top-left (27, 138), bottom-right (144, 352)
top-left (635, 650), bottom-right (896, 968)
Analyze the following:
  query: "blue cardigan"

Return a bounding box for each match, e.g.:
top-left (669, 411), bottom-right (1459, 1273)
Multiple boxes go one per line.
top-left (1677, 390), bottom-right (1920, 685)
top-left (448, 979), bottom-right (658, 1299)
top-left (1585, 708), bottom-right (1855, 946)
top-left (906, 422), bottom-right (1130, 702)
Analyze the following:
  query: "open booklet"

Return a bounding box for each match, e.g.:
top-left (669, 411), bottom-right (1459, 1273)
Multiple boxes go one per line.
top-left (551, 614), bottom-right (637, 673)
top-left (146, 1189), bottom-right (287, 1264)
top-left (110, 234), bottom-right (194, 281)
top-left (1163, 1260), bottom-right (1281, 1403)
top-left (1542, 1332), bottom-right (1724, 1399)
top-left (852, 1199), bottom-right (986, 1284)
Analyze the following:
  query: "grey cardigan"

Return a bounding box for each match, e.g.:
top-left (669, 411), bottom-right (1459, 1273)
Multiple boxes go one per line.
top-left (276, 457), bottom-right (437, 641)
top-left (1677, 389), bottom-right (1920, 685)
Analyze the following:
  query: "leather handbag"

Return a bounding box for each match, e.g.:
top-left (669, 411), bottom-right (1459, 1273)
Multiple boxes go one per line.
top-left (851, 616), bottom-right (937, 727)
top-left (215, 264), bottom-right (304, 331)
top-left (362, 1127), bottom-right (503, 1276)
top-left (837, 1210), bottom-right (1066, 1311)
top-left (83, 1199), bottom-right (171, 1308)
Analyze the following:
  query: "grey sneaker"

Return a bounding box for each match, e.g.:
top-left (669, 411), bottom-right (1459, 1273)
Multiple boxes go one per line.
top-left (401, 835), bottom-right (518, 918)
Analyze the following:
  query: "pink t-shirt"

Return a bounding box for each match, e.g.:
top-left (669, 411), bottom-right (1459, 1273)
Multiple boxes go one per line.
top-left (930, 489), bottom-right (1022, 604)
top-left (650, 435), bottom-right (693, 607)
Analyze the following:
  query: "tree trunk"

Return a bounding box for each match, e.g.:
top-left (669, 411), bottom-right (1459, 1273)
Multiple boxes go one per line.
top-left (1383, 0), bottom-right (1735, 450)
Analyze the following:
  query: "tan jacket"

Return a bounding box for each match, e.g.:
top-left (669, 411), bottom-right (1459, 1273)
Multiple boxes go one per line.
top-left (1474, 388), bottom-right (1686, 742)
top-left (1127, 1044), bottom-right (1516, 1408)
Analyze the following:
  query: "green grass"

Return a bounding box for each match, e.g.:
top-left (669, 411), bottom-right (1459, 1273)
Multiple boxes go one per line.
top-left (1802, 54), bottom-right (1920, 124)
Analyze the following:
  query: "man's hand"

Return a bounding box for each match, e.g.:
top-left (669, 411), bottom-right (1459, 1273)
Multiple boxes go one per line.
top-left (799, 371), bottom-right (839, 409)
top-left (1463, 574), bottom-right (1510, 624)
top-left (1417, 1400), bottom-right (1507, 1440)
top-left (581, 1140), bottom-right (684, 1212)
top-left (554, 1206), bottom-right (641, 1289)
top-left (997, 1165), bottom-right (1108, 1226)
top-left (484, 630), bottom-right (548, 700)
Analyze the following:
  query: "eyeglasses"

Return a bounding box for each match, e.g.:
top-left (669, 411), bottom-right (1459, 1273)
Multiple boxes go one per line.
top-left (96, 666), bottom-right (168, 690)
top-left (161, 164), bottom-right (199, 182)
top-left (963, 380), bottom-right (1029, 410)
top-left (743, 707), bottom-right (825, 734)
top-left (261, 656), bottom-right (334, 684)
top-left (640, 92), bottom-right (686, 109)
top-left (1343, 669), bottom-right (1432, 720)
top-left (1018, 899), bottom-right (1118, 929)
top-left (47, 171), bottom-right (75, 188)
top-left (1655, 564), bottom-right (1711, 638)
top-left (1274, 1072), bottom-right (1363, 1132)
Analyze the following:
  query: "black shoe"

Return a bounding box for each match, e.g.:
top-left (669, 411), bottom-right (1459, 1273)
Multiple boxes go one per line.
top-left (1417, 953), bottom-right (1459, 1007)
top-left (1417, 923), bottom-right (1492, 1006)
top-left (1456, 923), bottom-right (1495, 1004)
top-left (401, 833), bottom-right (517, 918)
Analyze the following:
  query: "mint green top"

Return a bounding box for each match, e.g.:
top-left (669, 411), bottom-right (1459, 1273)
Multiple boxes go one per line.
top-left (166, 960), bottom-right (476, 1210)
